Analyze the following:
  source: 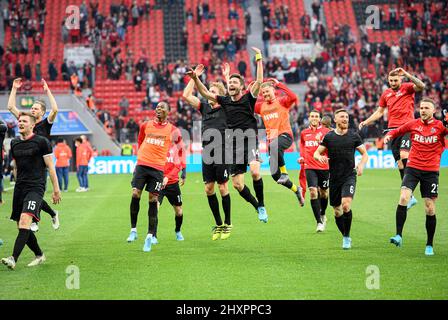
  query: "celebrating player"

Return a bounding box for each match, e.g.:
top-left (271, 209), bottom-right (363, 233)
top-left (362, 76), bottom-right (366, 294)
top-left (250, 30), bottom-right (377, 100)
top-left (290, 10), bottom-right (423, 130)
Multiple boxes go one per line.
top-left (314, 109), bottom-right (368, 249)
top-left (126, 102), bottom-right (181, 252)
top-left (1, 112), bottom-right (61, 270)
top-left (255, 78), bottom-right (305, 206)
top-left (8, 78), bottom-right (60, 231)
top-left (183, 68), bottom-right (232, 240)
top-left (299, 111), bottom-right (330, 232)
top-left (187, 47), bottom-right (268, 223)
top-left (155, 132), bottom-right (187, 243)
top-left (384, 98), bottom-right (447, 255)
top-left (359, 68), bottom-right (425, 209)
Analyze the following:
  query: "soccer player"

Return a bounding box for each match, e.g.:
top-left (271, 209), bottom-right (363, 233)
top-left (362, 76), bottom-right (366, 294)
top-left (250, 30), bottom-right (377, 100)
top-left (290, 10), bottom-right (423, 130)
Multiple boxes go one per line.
top-left (314, 109), bottom-right (369, 249)
top-left (384, 98), bottom-right (448, 255)
top-left (54, 138), bottom-right (72, 192)
top-left (359, 68), bottom-right (425, 209)
top-left (1, 112), bottom-right (61, 270)
top-left (0, 120), bottom-right (7, 205)
top-left (155, 131), bottom-right (187, 243)
top-left (187, 47), bottom-right (268, 223)
top-left (8, 78), bottom-right (60, 231)
top-left (75, 137), bottom-right (93, 192)
top-left (255, 78), bottom-right (305, 206)
top-left (126, 101), bottom-right (181, 252)
top-left (182, 70), bottom-right (232, 240)
top-left (299, 111), bottom-right (330, 232)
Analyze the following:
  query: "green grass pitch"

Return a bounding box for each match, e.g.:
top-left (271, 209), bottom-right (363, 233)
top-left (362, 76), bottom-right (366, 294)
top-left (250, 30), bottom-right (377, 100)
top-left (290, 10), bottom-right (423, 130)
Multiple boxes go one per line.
top-left (0, 169), bottom-right (447, 300)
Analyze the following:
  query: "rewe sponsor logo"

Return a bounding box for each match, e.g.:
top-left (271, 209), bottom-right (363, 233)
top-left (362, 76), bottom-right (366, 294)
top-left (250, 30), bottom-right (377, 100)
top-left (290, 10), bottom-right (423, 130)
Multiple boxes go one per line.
top-left (305, 141), bottom-right (320, 147)
top-left (263, 113), bottom-right (279, 121)
top-left (414, 134), bottom-right (438, 144)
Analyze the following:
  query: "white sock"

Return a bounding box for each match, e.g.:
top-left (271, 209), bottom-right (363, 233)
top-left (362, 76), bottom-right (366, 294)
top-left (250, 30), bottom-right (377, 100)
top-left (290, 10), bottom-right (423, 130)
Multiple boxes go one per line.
top-left (131, 228), bottom-right (137, 233)
top-left (146, 233), bottom-right (153, 239)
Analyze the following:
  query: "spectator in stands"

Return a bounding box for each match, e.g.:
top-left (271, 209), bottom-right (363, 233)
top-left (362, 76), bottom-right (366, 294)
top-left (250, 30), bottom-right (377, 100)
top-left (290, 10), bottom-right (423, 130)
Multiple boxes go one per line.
top-left (35, 61), bottom-right (42, 81)
top-left (23, 62), bottom-right (32, 81)
top-left (131, 2), bottom-right (140, 26)
top-left (228, 5), bottom-right (239, 20)
top-left (141, 97), bottom-right (150, 111)
top-left (202, 29), bottom-right (211, 52)
top-left (134, 70), bottom-right (143, 91)
top-left (149, 86), bottom-right (160, 109)
top-left (311, 0), bottom-right (321, 21)
top-left (245, 10), bottom-right (251, 34)
top-left (48, 60), bottom-right (58, 81)
top-left (70, 72), bottom-right (79, 92)
top-left (226, 41), bottom-right (237, 62)
top-left (126, 118), bottom-right (139, 143)
top-left (238, 59), bottom-right (247, 78)
top-left (86, 94), bottom-right (96, 113)
top-left (262, 27), bottom-right (270, 57)
top-left (115, 115), bottom-right (125, 142)
top-left (196, 2), bottom-right (203, 25)
top-left (119, 96), bottom-right (130, 117)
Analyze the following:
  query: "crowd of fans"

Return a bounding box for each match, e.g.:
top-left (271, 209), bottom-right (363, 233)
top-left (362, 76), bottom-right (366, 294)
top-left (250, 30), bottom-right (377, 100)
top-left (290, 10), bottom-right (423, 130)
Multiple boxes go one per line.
top-left (261, 0), bottom-right (447, 142)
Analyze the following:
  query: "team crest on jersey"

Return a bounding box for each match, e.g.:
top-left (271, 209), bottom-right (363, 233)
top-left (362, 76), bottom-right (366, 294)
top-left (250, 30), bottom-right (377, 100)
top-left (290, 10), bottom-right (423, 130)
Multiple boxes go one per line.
top-left (386, 92), bottom-right (393, 98)
top-left (396, 91), bottom-right (404, 97)
top-left (431, 127), bottom-right (437, 133)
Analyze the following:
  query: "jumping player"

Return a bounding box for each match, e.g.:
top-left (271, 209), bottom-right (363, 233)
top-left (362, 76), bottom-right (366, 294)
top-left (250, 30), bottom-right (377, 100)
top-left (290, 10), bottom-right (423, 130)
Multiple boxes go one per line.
top-left (384, 98), bottom-right (448, 255)
top-left (182, 67), bottom-right (233, 240)
top-left (187, 47), bottom-right (268, 223)
top-left (255, 78), bottom-right (305, 206)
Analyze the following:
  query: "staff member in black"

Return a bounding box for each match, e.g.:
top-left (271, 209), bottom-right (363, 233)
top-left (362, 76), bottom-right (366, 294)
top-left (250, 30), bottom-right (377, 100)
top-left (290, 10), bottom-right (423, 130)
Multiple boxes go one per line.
top-left (1, 112), bottom-right (61, 270)
top-left (314, 109), bottom-right (369, 250)
top-left (7, 78), bottom-right (60, 232)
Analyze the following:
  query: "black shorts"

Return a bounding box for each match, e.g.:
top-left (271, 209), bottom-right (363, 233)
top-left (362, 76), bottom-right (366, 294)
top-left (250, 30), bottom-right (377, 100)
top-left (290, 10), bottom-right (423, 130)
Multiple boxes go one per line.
top-left (402, 167), bottom-right (439, 198)
top-left (131, 165), bottom-right (164, 194)
top-left (11, 185), bottom-right (45, 222)
top-left (202, 161), bottom-right (230, 184)
top-left (228, 135), bottom-right (260, 176)
top-left (385, 129), bottom-right (411, 162)
top-left (329, 173), bottom-right (357, 207)
top-left (306, 169), bottom-right (330, 189)
top-left (159, 182), bottom-right (182, 206)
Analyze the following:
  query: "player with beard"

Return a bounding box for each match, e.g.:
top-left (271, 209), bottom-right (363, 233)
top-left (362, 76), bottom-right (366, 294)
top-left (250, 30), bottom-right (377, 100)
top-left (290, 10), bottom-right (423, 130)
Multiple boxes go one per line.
top-left (8, 78), bottom-right (60, 232)
top-left (187, 47), bottom-right (268, 223)
top-left (314, 109), bottom-right (369, 250)
top-left (384, 98), bottom-right (448, 255)
top-left (359, 68), bottom-right (425, 209)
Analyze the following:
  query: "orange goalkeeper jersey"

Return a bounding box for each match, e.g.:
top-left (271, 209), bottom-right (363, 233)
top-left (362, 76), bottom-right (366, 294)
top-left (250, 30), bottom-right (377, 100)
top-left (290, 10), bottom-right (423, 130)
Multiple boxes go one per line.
top-left (137, 119), bottom-right (181, 171)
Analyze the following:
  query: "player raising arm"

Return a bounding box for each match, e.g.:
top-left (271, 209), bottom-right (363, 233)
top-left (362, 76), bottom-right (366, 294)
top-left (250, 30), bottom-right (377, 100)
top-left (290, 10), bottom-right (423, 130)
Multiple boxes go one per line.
top-left (359, 68), bottom-right (425, 209)
top-left (314, 109), bottom-right (368, 250)
top-left (186, 47), bottom-right (269, 224)
top-left (384, 98), bottom-right (448, 256)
